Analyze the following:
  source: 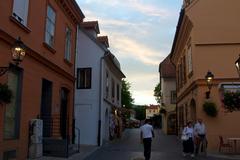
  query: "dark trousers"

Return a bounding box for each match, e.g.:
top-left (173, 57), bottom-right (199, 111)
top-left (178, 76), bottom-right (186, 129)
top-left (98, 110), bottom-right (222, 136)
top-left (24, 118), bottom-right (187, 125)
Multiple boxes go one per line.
top-left (143, 138), bottom-right (152, 160)
top-left (183, 138), bottom-right (194, 154)
top-left (195, 134), bottom-right (207, 155)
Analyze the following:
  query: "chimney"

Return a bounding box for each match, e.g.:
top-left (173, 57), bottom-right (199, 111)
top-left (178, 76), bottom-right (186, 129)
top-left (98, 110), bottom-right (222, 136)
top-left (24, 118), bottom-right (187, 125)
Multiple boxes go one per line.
top-left (97, 36), bottom-right (109, 48)
top-left (81, 21), bottom-right (100, 38)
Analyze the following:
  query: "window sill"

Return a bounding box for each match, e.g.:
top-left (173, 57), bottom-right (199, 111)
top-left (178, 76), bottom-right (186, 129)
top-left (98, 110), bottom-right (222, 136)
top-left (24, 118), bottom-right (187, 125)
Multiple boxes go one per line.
top-left (9, 16), bottom-right (31, 33)
top-left (63, 59), bottom-right (73, 67)
top-left (43, 42), bottom-right (56, 54)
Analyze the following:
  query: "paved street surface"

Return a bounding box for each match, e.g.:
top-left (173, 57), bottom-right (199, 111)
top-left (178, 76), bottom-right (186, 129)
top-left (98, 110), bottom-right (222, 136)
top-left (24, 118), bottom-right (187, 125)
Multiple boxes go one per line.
top-left (85, 129), bottom-right (233, 160)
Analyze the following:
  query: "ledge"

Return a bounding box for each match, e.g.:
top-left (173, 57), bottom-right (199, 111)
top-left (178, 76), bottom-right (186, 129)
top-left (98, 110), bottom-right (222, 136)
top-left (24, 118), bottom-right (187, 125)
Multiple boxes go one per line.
top-left (9, 16), bottom-right (31, 33)
top-left (63, 59), bottom-right (73, 67)
top-left (43, 42), bottom-right (56, 54)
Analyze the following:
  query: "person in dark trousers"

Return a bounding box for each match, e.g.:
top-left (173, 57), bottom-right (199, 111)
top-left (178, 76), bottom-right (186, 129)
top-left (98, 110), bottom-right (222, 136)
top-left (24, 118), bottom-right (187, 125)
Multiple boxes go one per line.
top-left (182, 121), bottom-right (195, 158)
top-left (140, 119), bottom-right (155, 160)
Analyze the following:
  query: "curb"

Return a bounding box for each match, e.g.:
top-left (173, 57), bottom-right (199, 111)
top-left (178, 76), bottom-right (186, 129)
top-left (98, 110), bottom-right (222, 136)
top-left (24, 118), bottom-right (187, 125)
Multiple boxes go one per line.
top-left (207, 153), bottom-right (240, 160)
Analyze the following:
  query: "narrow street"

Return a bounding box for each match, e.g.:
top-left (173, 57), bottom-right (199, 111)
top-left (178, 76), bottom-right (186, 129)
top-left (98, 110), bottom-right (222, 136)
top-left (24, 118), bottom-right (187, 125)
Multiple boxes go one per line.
top-left (85, 129), bottom-right (231, 160)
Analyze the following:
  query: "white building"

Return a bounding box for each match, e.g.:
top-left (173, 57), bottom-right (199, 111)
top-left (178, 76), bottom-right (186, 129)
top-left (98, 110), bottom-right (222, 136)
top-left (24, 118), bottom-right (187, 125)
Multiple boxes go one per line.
top-left (74, 21), bottom-right (125, 146)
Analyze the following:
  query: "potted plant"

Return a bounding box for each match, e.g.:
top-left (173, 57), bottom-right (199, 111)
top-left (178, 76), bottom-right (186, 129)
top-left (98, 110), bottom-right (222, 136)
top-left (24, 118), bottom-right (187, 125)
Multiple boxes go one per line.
top-left (223, 91), bottom-right (240, 112)
top-left (160, 108), bottom-right (167, 114)
top-left (203, 101), bottom-right (218, 117)
top-left (0, 83), bottom-right (13, 105)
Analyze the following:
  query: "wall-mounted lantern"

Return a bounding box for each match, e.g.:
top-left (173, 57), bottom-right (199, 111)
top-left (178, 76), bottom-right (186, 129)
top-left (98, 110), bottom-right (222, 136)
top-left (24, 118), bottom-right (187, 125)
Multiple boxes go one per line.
top-left (205, 70), bottom-right (214, 99)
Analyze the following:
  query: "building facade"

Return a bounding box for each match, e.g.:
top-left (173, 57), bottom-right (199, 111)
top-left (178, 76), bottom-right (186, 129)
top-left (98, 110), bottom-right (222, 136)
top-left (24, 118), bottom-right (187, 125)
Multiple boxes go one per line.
top-left (146, 105), bottom-right (160, 119)
top-left (75, 21), bottom-right (125, 146)
top-left (159, 55), bottom-right (176, 135)
top-left (0, 0), bottom-right (84, 159)
top-left (170, 0), bottom-right (240, 151)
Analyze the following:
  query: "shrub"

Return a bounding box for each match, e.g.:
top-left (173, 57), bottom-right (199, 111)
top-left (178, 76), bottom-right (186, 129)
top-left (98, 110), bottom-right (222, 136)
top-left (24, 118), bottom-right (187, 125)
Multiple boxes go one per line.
top-left (203, 101), bottom-right (218, 117)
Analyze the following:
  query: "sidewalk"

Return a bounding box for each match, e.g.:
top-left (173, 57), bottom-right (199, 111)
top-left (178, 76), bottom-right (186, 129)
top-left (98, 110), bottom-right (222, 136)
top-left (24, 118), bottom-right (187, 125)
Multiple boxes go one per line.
top-left (35, 145), bottom-right (99, 160)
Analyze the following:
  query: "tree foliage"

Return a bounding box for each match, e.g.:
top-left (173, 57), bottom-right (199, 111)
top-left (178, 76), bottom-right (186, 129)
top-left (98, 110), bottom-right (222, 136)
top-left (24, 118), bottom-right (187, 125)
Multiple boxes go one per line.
top-left (134, 105), bottom-right (146, 120)
top-left (154, 82), bottom-right (161, 105)
top-left (0, 83), bottom-right (12, 105)
top-left (121, 79), bottom-right (134, 109)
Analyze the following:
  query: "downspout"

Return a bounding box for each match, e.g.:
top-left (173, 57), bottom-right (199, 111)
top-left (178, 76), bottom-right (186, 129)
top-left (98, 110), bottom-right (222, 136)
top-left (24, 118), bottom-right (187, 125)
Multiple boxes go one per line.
top-left (73, 25), bottom-right (79, 144)
top-left (98, 51), bottom-right (110, 146)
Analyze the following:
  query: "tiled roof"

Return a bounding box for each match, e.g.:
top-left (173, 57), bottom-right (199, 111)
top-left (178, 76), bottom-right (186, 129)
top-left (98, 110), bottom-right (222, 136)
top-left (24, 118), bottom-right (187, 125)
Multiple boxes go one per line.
top-left (97, 36), bottom-right (109, 48)
top-left (81, 21), bottom-right (100, 34)
top-left (159, 55), bottom-right (176, 78)
top-left (146, 105), bottom-right (160, 109)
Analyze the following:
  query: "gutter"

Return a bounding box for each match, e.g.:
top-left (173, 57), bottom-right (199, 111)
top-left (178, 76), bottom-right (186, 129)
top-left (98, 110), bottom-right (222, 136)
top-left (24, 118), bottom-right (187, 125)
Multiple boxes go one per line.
top-left (97, 51), bottom-right (111, 146)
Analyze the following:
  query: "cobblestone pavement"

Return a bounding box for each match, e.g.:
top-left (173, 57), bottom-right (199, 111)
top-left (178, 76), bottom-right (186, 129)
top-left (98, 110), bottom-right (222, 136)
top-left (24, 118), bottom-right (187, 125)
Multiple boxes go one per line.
top-left (85, 129), bottom-right (234, 160)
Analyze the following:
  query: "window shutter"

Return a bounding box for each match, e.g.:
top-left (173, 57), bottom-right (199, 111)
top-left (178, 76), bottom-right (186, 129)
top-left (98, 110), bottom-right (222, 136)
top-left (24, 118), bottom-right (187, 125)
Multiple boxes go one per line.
top-left (12, 0), bottom-right (29, 26)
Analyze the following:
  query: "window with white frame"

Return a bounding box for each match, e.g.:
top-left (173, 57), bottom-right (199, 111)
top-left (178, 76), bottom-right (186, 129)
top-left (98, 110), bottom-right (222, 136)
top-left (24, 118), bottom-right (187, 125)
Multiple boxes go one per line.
top-left (77, 68), bottom-right (91, 89)
top-left (187, 45), bottom-right (193, 74)
top-left (106, 71), bottom-right (109, 98)
top-left (117, 84), bottom-right (120, 101)
top-left (12, 0), bottom-right (29, 26)
top-left (64, 27), bottom-right (72, 61)
top-left (45, 5), bottom-right (56, 47)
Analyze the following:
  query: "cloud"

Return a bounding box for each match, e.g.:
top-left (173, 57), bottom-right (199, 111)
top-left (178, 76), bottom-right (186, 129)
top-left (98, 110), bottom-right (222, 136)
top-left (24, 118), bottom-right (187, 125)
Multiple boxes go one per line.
top-left (109, 33), bottom-right (165, 65)
top-left (133, 90), bottom-right (157, 105)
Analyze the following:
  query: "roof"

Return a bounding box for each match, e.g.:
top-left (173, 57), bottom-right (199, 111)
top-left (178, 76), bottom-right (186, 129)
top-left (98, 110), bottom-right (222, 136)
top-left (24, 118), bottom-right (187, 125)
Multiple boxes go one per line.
top-left (170, 9), bottom-right (185, 58)
top-left (146, 105), bottom-right (160, 110)
top-left (81, 21), bottom-right (100, 34)
top-left (159, 55), bottom-right (176, 78)
top-left (97, 36), bottom-right (109, 48)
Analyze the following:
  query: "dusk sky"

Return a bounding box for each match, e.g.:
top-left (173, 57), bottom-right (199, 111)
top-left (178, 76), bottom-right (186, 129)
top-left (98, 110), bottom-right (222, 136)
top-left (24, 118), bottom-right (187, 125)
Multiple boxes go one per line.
top-left (76, 0), bottom-right (183, 105)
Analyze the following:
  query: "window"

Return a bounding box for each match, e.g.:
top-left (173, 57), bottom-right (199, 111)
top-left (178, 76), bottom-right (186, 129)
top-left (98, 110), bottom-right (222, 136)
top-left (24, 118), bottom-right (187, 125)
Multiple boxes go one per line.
top-left (106, 71), bottom-right (109, 98)
top-left (77, 68), bottom-right (91, 89)
top-left (64, 27), bottom-right (72, 61)
top-left (117, 84), bottom-right (120, 101)
top-left (12, 0), bottom-right (29, 26)
top-left (45, 5), bottom-right (56, 47)
top-left (111, 79), bottom-right (115, 101)
top-left (3, 150), bottom-right (16, 160)
top-left (4, 66), bottom-right (23, 139)
top-left (171, 91), bottom-right (177, 104)
top-left (187, 45), bottom-right (193, 74)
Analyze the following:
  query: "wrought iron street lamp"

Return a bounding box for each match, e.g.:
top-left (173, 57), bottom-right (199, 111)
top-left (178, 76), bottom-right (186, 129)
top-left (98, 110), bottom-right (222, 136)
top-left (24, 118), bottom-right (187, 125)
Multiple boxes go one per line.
top-left (0, 37), bottom-right (26, 76)
top-left (205, 70), bottom-right (214, 99)
top-left (235, 54), bottom-right (240, 77)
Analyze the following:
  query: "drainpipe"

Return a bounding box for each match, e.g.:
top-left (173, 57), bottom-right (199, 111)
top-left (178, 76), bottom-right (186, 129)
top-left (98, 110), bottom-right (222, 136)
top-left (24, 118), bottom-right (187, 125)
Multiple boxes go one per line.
top-left (72, 25), bottom-right (80, 144)
top-left (98, 51), bottom-right (110, 146)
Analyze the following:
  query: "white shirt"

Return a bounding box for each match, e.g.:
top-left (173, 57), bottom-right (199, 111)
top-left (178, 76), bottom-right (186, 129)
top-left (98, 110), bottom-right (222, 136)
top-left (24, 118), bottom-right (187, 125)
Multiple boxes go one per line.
top-left (194, 122), bottom-right (206, 135)
top-left (140, 124), bottom-right (153, 138)
top-left (182, 126), bottom-right (194, 138)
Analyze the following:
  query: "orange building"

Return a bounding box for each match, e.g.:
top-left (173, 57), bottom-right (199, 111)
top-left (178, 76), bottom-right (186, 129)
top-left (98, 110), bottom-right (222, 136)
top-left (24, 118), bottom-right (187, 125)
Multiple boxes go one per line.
top-left (170, 0), bottom-right (240, 152)
top-left (0, 0), bottom-right (84, 159)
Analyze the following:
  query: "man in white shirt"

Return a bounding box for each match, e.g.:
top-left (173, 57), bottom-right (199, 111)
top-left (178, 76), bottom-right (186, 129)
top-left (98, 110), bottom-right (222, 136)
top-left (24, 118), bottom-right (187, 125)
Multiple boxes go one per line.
top-left (140, 119), bottom-right (155, 160)
top-left (194, 118), bottom-right (207, 155)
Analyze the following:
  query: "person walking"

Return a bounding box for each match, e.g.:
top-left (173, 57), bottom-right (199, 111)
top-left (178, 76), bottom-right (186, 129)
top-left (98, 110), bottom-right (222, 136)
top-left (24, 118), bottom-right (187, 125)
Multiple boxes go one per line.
top-left (194, 118), bottom-right (207, 156)
top-left (182, 121), bottom-right (195, 158)
top-left (140, 119), bottom-right (155, 160)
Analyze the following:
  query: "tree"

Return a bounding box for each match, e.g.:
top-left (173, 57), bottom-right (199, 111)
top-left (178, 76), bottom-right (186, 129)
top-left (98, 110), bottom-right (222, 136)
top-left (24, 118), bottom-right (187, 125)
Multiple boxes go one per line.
top-left (121, 79), bottom-right (134, 109)
top-left (154, 82), bottom-right (161, 105)
top-left (134, 105), bottom-right (146, 120)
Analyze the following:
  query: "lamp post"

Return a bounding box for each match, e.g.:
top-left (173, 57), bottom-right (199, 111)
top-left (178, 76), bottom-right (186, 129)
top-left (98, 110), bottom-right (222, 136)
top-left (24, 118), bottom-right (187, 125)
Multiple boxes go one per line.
top-left (0, 37), bottom-right (26, 76)
top-left (205, 70), bottom-right (214, 99)
top-left (235, 54), bottom-right (240, 78)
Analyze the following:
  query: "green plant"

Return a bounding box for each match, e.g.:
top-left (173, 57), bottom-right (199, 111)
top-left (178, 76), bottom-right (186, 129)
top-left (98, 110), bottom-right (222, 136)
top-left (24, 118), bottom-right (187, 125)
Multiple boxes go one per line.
top-left (0, 83), bottom-right (13, 104)
top-left (203, 101), bottom-right (218, 117)
top-left (223, 91), bottom-right (240, 112)
top-left (160, 108), bottom-right (166, 114)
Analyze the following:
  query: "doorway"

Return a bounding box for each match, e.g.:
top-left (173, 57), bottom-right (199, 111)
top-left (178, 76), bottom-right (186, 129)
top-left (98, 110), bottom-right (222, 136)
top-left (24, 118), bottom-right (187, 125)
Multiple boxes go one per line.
top-left (40, 79), bottom-right (53, 137)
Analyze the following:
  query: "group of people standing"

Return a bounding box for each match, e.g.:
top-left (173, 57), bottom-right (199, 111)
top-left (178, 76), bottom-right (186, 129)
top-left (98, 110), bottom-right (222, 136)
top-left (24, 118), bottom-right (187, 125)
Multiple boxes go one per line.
top-left (182, 118), bottom-right (207, 158)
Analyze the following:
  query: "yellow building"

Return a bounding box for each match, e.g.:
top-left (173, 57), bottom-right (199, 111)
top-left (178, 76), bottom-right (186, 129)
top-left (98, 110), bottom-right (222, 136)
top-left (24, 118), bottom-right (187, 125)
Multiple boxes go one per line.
top-left (146, 105), bottom-right (160, 119)
top-left (170, 0), bottom-right (240, 152)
